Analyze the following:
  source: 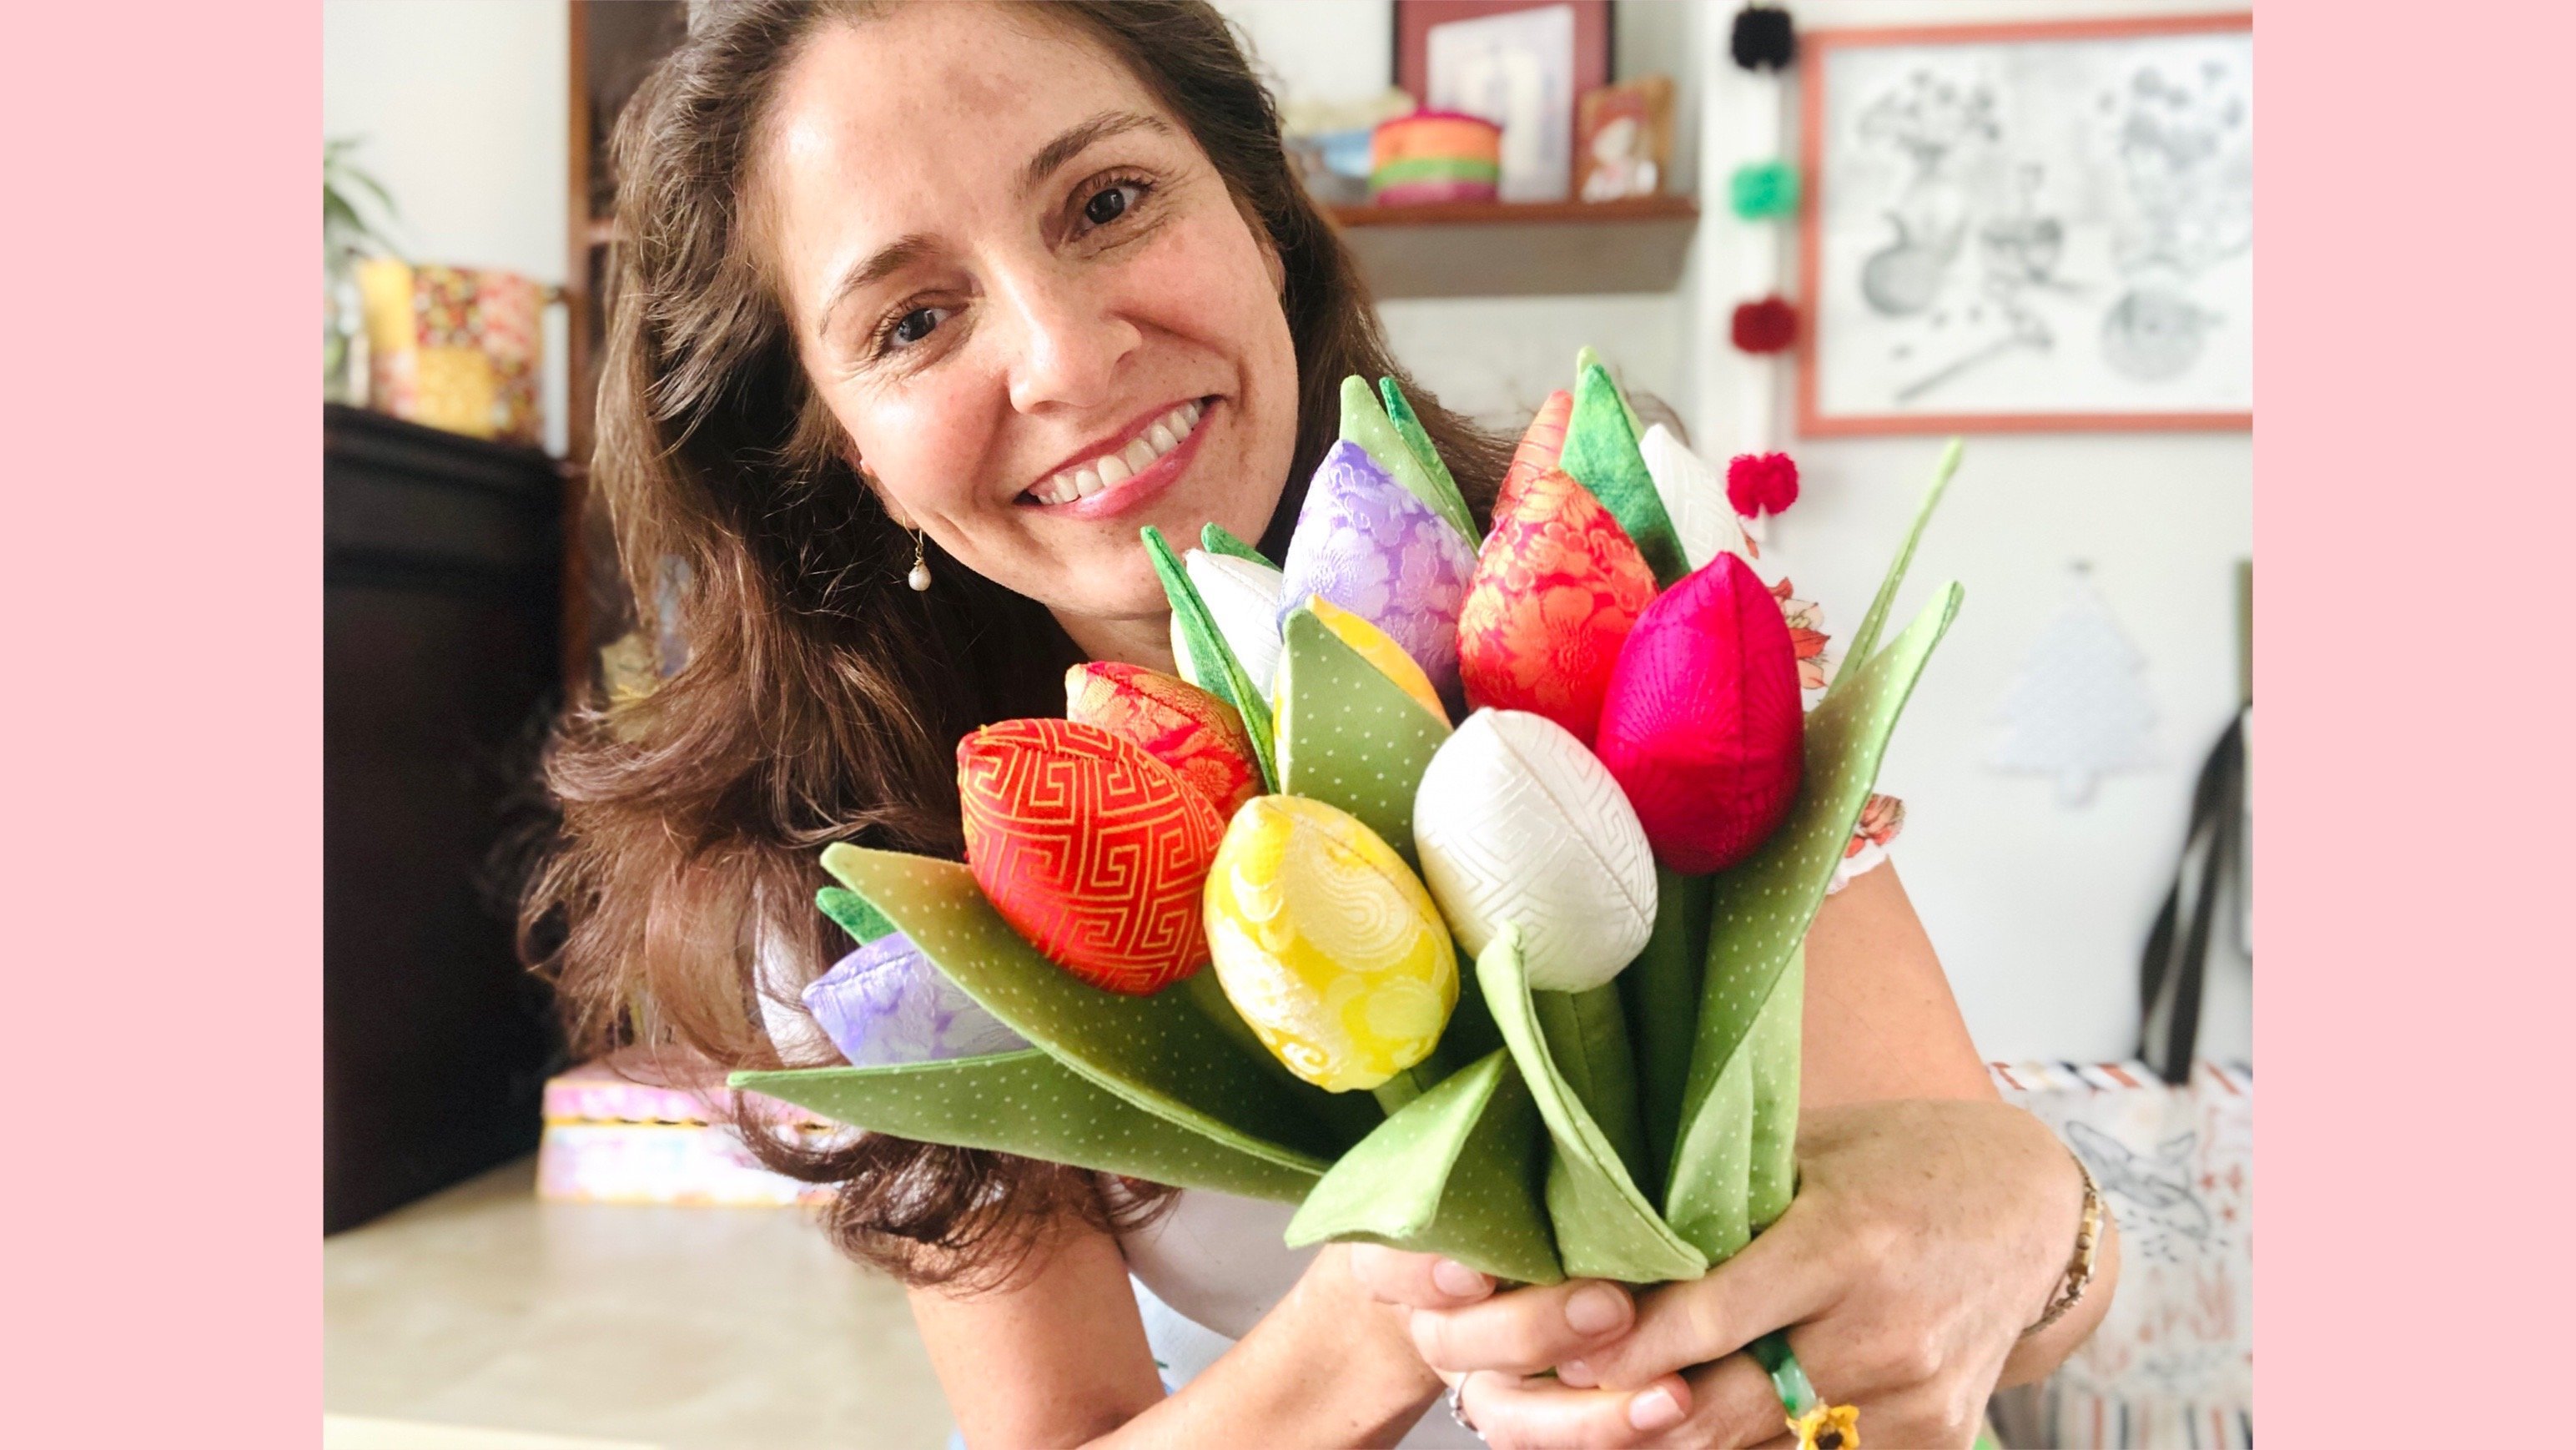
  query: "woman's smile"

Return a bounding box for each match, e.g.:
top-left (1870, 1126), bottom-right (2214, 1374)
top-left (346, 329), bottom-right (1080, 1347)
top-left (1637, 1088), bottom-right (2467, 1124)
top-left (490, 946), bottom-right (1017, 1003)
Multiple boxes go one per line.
top-left (1017, 395), bottom-right (1214, 516)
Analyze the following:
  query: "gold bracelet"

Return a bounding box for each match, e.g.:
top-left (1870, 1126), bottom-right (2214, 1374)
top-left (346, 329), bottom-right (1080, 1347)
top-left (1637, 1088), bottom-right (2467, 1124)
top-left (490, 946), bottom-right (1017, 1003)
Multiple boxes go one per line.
top-left (2022, 1150), bottom-right (2106, 1338)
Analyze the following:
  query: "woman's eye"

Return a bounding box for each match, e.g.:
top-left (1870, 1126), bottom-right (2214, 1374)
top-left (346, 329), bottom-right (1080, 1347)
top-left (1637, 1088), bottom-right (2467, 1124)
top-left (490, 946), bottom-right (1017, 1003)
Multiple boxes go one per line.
top-left (1082, 182), bottom-right (1145, 229)
top-left (888, 306), bottom-right (948, 349)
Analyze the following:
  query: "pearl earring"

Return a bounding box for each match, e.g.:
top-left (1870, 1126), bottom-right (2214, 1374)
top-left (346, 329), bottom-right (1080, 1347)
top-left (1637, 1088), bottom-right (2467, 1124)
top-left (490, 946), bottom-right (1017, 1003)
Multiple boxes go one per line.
top-left (907, 528), bottom-right (932, 592)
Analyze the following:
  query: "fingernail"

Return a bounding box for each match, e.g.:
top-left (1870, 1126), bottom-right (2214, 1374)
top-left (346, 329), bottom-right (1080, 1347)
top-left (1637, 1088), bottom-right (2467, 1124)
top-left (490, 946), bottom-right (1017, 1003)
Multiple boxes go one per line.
top-left (1431, 1259), bottom-right (1490, 1297)
top-left (1564, 1282), bottom-right (1628, 1336)
top-left (1628, 1387), bottom-right (1684, 1432)
top-left (1557, 1357), bottom-right (1597, 1388)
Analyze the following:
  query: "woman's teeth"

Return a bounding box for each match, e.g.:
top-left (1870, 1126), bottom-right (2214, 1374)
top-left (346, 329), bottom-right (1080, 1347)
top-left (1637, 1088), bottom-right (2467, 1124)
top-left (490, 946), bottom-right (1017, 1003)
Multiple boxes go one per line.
top-left (1026, 400), bottom-right (1203, 506)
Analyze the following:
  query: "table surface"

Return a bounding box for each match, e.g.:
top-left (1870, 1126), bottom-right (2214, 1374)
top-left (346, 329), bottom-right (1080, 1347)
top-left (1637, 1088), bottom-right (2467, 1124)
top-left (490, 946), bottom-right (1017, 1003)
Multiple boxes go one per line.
top-left (325, 1159), bottom-right (954, 1450)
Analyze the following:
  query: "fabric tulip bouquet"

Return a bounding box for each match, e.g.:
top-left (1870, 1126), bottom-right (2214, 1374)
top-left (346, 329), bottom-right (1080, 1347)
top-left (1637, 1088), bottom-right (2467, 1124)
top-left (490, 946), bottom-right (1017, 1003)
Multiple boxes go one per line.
top-left (741, 354), bottom-right (1964, 1352)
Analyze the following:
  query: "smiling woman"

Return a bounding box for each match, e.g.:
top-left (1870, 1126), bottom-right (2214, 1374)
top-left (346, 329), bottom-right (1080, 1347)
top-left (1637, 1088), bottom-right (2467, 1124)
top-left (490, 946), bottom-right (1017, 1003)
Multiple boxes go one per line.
top-left (525, 4), bottom-right (2112, 1447)
top-left (526, 3), bottom-right (1505, 1431)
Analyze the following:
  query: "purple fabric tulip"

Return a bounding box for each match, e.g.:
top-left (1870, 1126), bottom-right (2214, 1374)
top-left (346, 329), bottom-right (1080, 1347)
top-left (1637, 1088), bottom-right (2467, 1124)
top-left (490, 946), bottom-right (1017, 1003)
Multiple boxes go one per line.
top-left (802, 931), bottom-right (1029, 1067)
top-left (1276, 440), bottom-right (1476, 703)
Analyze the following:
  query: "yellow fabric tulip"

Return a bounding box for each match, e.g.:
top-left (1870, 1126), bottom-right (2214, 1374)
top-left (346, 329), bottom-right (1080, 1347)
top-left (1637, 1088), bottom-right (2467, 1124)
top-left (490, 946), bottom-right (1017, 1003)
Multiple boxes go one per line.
top-left (1303, 596), bottom-right (1450, 724)
top-left (1204, 796), bottom-right (1457, 1091)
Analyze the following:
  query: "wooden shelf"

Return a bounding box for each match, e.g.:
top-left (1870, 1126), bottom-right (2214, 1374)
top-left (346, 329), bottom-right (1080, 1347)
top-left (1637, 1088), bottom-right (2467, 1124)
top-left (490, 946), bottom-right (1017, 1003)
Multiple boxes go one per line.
top-left (1326, 195), bottom-right (1698, 300)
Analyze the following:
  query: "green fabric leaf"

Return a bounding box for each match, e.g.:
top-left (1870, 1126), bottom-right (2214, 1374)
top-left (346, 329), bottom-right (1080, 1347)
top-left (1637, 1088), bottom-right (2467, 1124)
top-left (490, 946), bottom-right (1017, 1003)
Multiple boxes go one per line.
top-left (1664, 586), bottom-right (1964, 1259)
top-left (1560, 362), bottom-right (1689, 587)
top-left (1834, 438), bottom-right (1962, 694)
top-left (818, 844), bottom-right (1350, 1172)
top-left (1573, 346), bottom-right (1645, 437)
top-left (1143, 525), bottom-right (1278, 790)
top-left (816, 885), bottom-right (897, 946)
top-left (1286, 1049), bottom-right (1562, 1285)
top-left (1200, 522), bottom-right (1273, 566)
top-left (1618, 864), bottom-right (1713, 1204)
top-left (737, 1050), bottom-right (1319, 1210)
top-left (1534, 984), bottom-right (1648, 1195)
top-left (1273, 606), bottom-right (1452, 871)
top-left (1378, 377), bottom-right (1480, 545)
top-left (1341, 375), bottom-right (1479, 544)
top-left (735, 1050), bottom-right (1321, 1203)
top-left (1477, 926), bottom-right (1708, 1283)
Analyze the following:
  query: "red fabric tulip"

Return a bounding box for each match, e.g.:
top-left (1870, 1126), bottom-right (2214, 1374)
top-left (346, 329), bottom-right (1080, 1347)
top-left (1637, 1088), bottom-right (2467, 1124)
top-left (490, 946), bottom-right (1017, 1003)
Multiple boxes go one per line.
top-left (1593, 554), bottom-right (1804, 873)
top-left (1503, 389), bottom-right (1573, 502)
top-left (958, 718), bottom-right (1225, 994)
top-left (1064, 662), bottom-right (1260, 817)
top-left (1457, 467), bottom-right (1658, 748)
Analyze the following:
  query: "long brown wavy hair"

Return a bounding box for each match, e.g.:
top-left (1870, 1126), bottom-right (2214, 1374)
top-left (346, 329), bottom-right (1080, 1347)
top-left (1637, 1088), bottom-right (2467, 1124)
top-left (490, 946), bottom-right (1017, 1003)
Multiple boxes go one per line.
top-left (523, 0), bottom-right (1510, 1288)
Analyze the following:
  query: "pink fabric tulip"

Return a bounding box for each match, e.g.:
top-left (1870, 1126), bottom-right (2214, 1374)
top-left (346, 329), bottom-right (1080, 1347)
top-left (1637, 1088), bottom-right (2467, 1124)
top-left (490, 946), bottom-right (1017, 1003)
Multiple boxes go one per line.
top-left (1593, 554), bottom-right (1804, 873)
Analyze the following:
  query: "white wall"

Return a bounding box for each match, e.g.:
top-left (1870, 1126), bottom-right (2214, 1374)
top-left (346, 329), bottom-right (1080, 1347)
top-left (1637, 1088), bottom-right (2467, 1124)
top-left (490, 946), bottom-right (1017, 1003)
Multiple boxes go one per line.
top-left (323, 0), bottom-right (571, 456)
top-left (1692, 0), bottom-right (2254, 1062)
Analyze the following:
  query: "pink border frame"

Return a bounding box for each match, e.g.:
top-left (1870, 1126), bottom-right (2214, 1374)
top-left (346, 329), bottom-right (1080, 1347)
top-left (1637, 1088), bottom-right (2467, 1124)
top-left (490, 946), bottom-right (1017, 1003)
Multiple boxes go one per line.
top-left (1794, 12), bottom-right (2256, 437)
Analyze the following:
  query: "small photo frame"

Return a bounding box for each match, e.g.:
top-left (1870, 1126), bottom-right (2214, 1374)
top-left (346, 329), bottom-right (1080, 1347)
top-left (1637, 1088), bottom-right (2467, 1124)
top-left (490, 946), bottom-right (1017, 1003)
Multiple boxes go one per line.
top-left (1798, 13), bottom-right (2253, 435)
top-left (1396, 1), bottom-right (1611, 204)
top-left (1576, 75), bottom-right (1673, 203)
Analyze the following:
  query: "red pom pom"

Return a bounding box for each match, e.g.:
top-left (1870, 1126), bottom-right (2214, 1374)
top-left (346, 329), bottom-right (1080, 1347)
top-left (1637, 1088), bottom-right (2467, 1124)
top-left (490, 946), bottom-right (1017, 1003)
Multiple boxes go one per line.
top-left (1729, 296), bottom-right (1799, 354)
top-left (1725, 451), bottom-right (1800, 517)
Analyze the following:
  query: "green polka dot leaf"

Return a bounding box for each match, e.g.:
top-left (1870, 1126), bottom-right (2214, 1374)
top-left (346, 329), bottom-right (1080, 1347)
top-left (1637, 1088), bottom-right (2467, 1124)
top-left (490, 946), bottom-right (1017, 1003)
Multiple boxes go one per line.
top-left (1341, 375), bottom-right (1479, 546)
top-left (1376, 377), bottom-right (1482, 546)
top-left (734, 1050), bottom-right (1321, 1204)
top-left (1559, 360), bottom-right (1688, 588)
top-left (813, 844), bottom-right (1351, 1173)
top-left (1285, 1048), bottom-right (1562, 1285)
top-left (1663, 583), bottom-right (1964, 1260)
top-left (1145, 525), bottom-right (1278, 792)
top-left (1831, 437), bottom-right (1963, 699)
top-left (1273, 606), bottom-right (1452, 871)
top-left (1199, 522), bottom-right (1275, 566)
top-left (1479, 926), bottom-right (1708, 1284)
top-left (1619, 864), bottom-right (1713, 1206)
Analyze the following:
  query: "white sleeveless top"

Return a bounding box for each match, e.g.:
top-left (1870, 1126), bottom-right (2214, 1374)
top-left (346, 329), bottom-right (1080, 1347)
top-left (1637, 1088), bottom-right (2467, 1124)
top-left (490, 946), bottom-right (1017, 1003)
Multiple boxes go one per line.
top-left (1119, 1188), bottom-right (1482, 1447)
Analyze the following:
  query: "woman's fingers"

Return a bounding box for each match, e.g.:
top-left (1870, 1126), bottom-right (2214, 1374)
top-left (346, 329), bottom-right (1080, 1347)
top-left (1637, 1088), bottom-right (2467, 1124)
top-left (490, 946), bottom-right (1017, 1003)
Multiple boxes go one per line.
top-left (1407, 1278), bottom-right (1638, 1376)
top-left (1454, 1368), bottom-right (1696, 1450)
top-left (1560, 1219), bottom-right (1842, 1389)
top-left (1345, 1244), bottom-right (1496, 1311)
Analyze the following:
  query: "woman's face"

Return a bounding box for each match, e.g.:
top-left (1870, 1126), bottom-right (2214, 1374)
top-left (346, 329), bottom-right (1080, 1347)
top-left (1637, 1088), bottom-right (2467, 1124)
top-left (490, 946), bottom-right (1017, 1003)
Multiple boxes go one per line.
top-left (760, 3), bottom-right (1301, 661)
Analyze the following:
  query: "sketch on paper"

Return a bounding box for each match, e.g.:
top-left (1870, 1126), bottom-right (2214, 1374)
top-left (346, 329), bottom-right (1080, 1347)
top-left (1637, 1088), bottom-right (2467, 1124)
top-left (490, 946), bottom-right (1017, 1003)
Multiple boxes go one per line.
top-left (1808, 25), bottom-right (2252, 426)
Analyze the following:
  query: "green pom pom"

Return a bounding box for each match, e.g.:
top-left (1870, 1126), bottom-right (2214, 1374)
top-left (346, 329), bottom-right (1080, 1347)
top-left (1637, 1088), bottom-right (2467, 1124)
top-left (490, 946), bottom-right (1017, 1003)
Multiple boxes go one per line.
top-left (1728, 160), bottom-right (1799, 220)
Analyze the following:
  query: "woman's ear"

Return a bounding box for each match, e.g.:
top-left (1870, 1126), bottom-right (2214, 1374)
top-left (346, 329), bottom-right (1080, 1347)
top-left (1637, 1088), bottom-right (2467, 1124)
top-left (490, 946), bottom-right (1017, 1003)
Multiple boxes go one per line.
top-left (845, 445), bottom-right (914, 530)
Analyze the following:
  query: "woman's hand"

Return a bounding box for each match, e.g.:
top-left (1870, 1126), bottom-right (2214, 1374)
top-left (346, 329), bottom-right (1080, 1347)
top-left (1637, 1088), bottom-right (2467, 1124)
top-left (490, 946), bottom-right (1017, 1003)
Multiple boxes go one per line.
top-left (1353, 1099), bottom-right (2110, 1449)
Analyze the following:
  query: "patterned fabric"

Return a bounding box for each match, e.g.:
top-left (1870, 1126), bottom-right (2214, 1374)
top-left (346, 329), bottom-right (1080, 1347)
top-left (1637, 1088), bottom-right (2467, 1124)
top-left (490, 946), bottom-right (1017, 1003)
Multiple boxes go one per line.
top-left (1503, 389), bottom-right (1573, 502)
top-left (801, 930), bottom-right (1029, 1067)
top-left (1638, 423), bottom-right (1752, 573)
top-left (1457, 468), bottom-right (1658, 748)
top-left (354, 257), bottom-right (544, 445)
top-left (1596, 554), bottom-right (1805, 874)
top-left (1205, 796), bottom-right (1457, 1092)
top-left (1411, 709), bottom-right (1658, 992)
top-left (1302, 597), bottom-right (1449, 724)
top-left (1171, 549), bottom-right (1287, 697)
top-left (1985, 1060), bottom-right (2254, 1450)
top-left (957, 718), bottom-right (1225, 996)
top-left (1064, 662), bottom-right (1261, 818)
top-left (1276, 441), bottom-right (1477, 706)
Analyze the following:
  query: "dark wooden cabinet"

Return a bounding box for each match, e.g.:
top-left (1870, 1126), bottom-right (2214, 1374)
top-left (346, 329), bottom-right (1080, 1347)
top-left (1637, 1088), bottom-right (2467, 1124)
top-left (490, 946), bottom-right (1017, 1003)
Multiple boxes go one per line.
top-left (325, 405), bottom-right (566, 1232)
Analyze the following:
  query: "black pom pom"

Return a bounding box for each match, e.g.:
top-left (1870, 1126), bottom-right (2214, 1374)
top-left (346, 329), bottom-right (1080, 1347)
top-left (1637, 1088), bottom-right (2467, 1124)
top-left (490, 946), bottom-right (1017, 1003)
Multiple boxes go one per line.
top-left (1730, 5), bottom-right (1796, 72)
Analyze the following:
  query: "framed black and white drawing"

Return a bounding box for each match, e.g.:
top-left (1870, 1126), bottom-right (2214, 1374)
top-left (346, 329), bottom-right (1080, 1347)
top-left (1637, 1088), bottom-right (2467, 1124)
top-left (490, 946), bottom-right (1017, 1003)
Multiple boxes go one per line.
top-left (1796, 14), bottom-right (2252, 436)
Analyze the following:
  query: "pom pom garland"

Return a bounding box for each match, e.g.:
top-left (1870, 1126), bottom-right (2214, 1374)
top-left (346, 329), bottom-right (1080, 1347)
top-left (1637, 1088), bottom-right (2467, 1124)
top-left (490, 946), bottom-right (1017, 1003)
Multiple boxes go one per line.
top-left (1730, 296), bottom-right (1799, 355)
top-left (1729, 4), bottom-right (1796, 71)
top-left (1728, 160), bottom-right (1800, 220)
top-left (1725, 451), bottom-right (1801, 519)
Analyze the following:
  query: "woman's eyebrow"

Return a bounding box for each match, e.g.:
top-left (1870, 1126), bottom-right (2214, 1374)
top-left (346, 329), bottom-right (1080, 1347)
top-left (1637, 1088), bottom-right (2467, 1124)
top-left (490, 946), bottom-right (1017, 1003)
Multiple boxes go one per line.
top-left (1017, 109), bottom-right (1170, 199)
top-left (817, 233), bottom-right (936, 343)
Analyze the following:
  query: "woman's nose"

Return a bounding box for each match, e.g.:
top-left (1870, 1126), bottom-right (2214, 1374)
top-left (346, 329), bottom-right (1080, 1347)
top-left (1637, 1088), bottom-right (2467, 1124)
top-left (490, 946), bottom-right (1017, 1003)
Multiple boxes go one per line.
top-left (994, 267), bottom-right (1141, 415)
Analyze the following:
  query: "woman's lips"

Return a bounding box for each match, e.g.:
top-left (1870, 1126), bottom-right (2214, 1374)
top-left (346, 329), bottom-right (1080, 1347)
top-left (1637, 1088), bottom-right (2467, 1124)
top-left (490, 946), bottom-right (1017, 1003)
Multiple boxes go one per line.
top-left (1018, 397), bottom-right (1215, 521)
